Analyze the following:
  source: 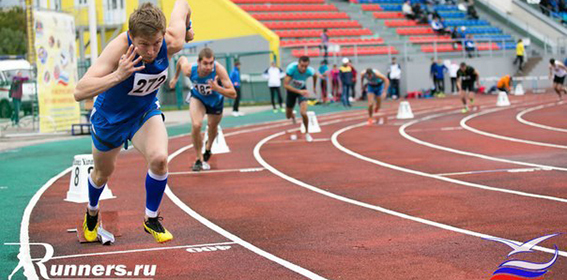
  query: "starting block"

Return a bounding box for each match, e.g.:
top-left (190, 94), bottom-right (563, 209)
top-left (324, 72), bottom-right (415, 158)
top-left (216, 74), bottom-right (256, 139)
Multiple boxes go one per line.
top-left (66, 154), bottom-right (115, 203)
top-left (300, 111), bottom-right (321, 133)
top-left (76, 211), bottom-right (120, 245)
top-left (202, 125), bottom-right (230, 154)
top-left (496, 91), bottom-right (511, 107)
top-left (397, 101), bottom-right (414, 119)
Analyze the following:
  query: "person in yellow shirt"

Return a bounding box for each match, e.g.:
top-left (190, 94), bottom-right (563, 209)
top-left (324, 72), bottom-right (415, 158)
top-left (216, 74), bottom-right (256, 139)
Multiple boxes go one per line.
top-left (497, 75), bottom-right (512, 94)
top-left (513, 39), bottom-right (525, 72)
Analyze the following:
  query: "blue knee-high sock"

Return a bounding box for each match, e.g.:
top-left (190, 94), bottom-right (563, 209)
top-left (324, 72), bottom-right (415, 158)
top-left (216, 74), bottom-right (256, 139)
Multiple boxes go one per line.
top-left (145, 170), bottom-right (168, 218)
top-left (88, 175), bottom-right (106, 211)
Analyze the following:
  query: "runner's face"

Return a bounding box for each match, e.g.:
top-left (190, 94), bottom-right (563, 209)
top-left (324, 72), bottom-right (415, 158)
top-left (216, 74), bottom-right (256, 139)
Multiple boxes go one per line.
top-left (131, 33), bottom-right (163, 63)
top-left (199, 56), bottom-right (215, 75)
top-left (298, 60), bottom-right (309, 73)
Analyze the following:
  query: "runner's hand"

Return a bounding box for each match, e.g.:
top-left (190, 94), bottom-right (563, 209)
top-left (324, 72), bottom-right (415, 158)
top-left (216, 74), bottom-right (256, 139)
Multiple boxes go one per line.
top-left (169, 77), bottom-right (178, 89)
top-left (208, 76), bottom-right (221, 92)
top-left (300, 89), bottom-right (309, 97)
top-left (115, 45), bottom-right (144, 82)
top-left (186, 29), bottom-right (194, 42)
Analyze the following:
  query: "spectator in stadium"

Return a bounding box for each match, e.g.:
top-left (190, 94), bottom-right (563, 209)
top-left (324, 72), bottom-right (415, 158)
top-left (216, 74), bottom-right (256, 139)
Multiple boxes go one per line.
top-left (339, 58), bottom-right (353, 107)
top-left (330, 64), bottom-right (340, 102)
top-left (513, 39), bottom-right (525, 72)
top-left (465, 0), bottom-right (480, 19)
top-left (452, 26), bottom-right (466, 49)
top-left (449, 61), bottom-right (459, 93)
top-left (497, 75), bottom-right (513, 94)
top-left (431, 59), bottom-right (447, 96)
top-left (262, 61), bottom-right (285, 113)
top-left (318, 60), bottom-right (330, 104)
top-left (348, 61), bottom-right (358, 100)
top-left (9, 71), bottom-right (28, 126)
top-left (230, 61), bottom-right (242, 116)
top-left (320, 29), bottom-right (329, 59)
top-left (464, 34), bottom-right (476, 58)
top-left (431, 17), bottom-right (451, 35)
top-left (429, 58), bottom-right (436, 94)
top-left (388, 57), bottom-right (402, 99)
top-left (402, 1), bottom-right (415, 20)
top-left (540, 0), bottom-right (552, 16)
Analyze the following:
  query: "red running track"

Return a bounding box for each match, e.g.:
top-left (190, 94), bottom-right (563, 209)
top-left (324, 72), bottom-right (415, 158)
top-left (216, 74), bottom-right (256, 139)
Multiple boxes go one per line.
top-left (24, 93), bottom-right (567, 279)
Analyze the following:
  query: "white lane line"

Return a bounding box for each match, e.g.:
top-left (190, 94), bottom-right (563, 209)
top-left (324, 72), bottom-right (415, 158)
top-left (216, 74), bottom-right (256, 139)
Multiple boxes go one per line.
top-left (516, 101), bottom-right (567, 133)
top-left (253, 121), bottom-right (567, 259)
top-left (169, 168), bottom-right (265, 176)
top-left (14, 167), bottom-right (73, 280)
top-left (164, 187), bottom-right (326, 280)
top-left (17, 110), bottom-right (362, 280)
top-left (435, 167), bottom-right (552, 177)
top-left (461, 106), bottom-right (567, 150)
top-left (0, 186), bottom-right (8, 190)
top-left (28, 241), bottom-right (237, 261)
top-left (163, 106), bottom-right (442, 279)
top-left (351, 121), bottom-right (567, 203)
top-left (406, 127), bottom-right (463, 133)
top-left (266, 138), bottom-right (332, 144)
top-left (400, 110), bottom-right (567, 173)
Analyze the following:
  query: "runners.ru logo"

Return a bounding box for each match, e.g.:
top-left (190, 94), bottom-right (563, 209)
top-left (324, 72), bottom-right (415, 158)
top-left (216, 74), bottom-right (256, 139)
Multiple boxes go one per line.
top-left (486, 233), bottom-right (561, 280)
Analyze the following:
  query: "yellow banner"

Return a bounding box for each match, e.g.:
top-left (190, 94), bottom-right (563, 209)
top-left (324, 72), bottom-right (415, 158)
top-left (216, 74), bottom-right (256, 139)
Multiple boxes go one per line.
top-left (35, 11), bottom-right (80, 133)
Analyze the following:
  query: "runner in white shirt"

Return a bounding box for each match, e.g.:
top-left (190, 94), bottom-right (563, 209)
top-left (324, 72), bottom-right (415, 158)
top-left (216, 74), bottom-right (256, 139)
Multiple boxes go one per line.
top-left (549, 58), bottom-right (567, 99)
top-left (263, 62), bottom-right (286, 112)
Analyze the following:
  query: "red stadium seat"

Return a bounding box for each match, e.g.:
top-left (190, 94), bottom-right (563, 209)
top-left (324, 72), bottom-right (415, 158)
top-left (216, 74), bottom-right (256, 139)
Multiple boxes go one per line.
top-left (263, 21), bottom-right (361, 30)
top-left (276, 28), bottom-right (373, 38)
top-left (240, 4), bottom-right (338, 12)
top-left (252, 12), bottom-right (350, 20)
top-left (291, 46), bottom-right (399, 57)
top-left (384, 20), bottom-right (426, 27)
top-left (396, 27), bottom-right (435, 35)
top-left (361, 4), bottom-right (382, 11)
top-left (373, 12), bottom-right (404, 19)
top-left (409, 36), bottom-right (452, 43)
top-left (281, 37), bottom-right (385, 47)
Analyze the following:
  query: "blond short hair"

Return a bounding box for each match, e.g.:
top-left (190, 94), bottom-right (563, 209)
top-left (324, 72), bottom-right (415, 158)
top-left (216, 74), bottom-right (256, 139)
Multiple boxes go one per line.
top-left (129, 3), bottom-right (166, 38)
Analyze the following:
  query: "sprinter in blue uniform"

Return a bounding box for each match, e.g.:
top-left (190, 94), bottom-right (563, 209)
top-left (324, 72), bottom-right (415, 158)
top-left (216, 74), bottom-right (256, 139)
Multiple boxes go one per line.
top-left (74, 1), bottom-right (194, 243)
top-left (284, 56), bottom-right (321, 142)
top-left (169, 48), bottom-right (236, 171)
top-left (361, 68), bottom-right (389, 125)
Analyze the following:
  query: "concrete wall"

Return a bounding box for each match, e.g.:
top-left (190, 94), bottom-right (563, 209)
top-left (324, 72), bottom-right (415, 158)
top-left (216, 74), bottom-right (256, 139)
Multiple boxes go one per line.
top-left (486, 0), bottom-right (513, 13)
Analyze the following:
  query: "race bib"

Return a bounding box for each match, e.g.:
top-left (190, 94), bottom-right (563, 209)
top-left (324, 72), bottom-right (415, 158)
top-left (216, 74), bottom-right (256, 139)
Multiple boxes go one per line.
top-left (291, 79), bottom-right (306, 89)
top-left (128, 69), bottom-right (168, 96)
top-left (194, 83), bottom-right (213, 96)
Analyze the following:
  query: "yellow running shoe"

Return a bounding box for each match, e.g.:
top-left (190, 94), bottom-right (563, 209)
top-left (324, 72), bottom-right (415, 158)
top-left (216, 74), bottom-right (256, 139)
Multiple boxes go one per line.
top-left (144, 217), bottom-right (173, 243)
top-left (83, 212), bottom-right (99, 242)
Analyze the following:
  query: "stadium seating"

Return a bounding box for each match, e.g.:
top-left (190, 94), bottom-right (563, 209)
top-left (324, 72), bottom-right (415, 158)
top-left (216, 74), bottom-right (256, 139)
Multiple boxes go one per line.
top-left (291, 46), bottom-right (399, 57)
top-left (263, 21), bottom-right (361, 30)
top-left (252, 12), bottom-right (350, 21)
top-left (240, 4), bottom-right (338, 12)
top-left (281, 38), bottom-right (385, 47)
top-left (233, 0), bottom-right (392, 57)
top-left (420, 42), bottom-right (500, 53)
top-left (276, 29), bottom-right (373, 38)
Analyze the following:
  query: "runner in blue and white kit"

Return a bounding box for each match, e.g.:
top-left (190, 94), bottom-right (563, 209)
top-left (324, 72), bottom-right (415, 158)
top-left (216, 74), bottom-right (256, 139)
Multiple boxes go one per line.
top-left (74, 1), bottom-right (194, 243)
top-left (361, 68), bottom-right (389, 125)
top-left (169, 48), bottom-right (236, 171)
top-left (284, 56), bottom-right (322, 142)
